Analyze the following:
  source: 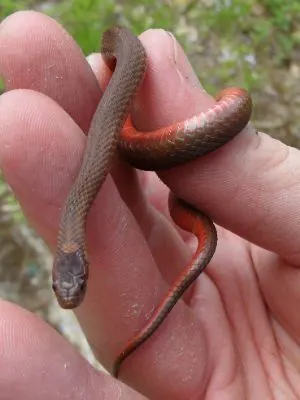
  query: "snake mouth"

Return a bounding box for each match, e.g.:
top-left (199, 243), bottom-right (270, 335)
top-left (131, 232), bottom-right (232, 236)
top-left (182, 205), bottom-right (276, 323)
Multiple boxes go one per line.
top-left (52, 282), bottom-right (86, 309)
top-left (57, 296), bottom-right (81, 309)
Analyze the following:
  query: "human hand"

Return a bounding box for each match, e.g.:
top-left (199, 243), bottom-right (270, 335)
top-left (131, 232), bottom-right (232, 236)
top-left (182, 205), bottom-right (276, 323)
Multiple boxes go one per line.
top-left (0, 10), bottom-right (299, 400)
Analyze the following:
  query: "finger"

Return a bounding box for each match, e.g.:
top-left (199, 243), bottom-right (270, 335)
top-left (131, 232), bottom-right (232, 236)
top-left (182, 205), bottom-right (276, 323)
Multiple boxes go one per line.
top-left (134, 30), bottom-right (209, 130)
top-left (0, 10), bottom-right (100, 132)
top-left (0, 90), bottom-right (217, 399)
top-left (130, 30), bottom-right (300, 265)
top-left (0, 300), bottom-right (145, 400)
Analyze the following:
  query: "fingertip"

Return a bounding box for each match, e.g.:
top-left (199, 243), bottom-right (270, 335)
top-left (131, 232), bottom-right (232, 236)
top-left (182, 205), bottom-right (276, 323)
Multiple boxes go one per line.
top-left (0, 10), bottom-right (100, 132)
top-left (86, 53), bottom-right (111, 92)
top-left (134, 28), bottom-right (214, 130)
top-left (140, 28), bottom-right (203, 90)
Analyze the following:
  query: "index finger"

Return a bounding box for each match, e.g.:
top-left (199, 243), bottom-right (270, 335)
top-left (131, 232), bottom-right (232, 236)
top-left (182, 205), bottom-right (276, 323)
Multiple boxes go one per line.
top-left (135, 30), bottom-right (299, 265)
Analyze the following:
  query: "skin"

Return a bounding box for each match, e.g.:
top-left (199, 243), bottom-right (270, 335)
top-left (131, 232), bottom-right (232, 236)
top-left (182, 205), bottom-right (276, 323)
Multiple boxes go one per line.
top-left (0, 10), bottom-right (300, 400)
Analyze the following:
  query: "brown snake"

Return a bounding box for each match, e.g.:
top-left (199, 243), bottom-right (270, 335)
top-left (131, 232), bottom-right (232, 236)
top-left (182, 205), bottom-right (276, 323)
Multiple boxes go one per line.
top-left (52, 26), bottom-right (252, 377)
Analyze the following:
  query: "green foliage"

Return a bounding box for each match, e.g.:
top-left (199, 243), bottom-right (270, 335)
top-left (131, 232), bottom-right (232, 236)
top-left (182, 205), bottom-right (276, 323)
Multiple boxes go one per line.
top-left (0, 0), bottom-right (33, 21)
top-left (2, 0), bottom-right (299, 91)
top-left (48, 0), bottom-right (116, 55)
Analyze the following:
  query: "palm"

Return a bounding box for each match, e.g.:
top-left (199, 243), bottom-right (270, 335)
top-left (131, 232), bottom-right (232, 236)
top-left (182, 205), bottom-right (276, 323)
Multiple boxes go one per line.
top-left (188, 228), bottom-right (300, 399)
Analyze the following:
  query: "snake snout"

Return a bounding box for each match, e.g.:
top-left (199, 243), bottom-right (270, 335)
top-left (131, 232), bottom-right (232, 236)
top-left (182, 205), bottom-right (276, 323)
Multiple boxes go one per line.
top-left (52, 247), bottom-right (89, 309)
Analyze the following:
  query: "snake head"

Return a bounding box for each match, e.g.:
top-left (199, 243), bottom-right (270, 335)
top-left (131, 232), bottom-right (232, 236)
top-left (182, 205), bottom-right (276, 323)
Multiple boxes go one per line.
top-left (52, 248), bottom-right (89, 309)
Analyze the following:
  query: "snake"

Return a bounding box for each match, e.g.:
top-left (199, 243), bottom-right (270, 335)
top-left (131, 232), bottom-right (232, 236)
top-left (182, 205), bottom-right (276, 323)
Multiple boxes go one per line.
top-left (52, 26), bottom-right (252, 378)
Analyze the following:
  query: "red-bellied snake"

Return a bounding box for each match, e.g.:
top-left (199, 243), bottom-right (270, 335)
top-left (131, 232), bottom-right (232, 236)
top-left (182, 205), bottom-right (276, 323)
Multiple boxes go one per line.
top-left (52, 27), bottom-right (252, 378)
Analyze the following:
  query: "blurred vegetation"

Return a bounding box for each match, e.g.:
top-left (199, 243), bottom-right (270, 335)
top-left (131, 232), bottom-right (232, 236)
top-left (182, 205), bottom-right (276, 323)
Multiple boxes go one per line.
top-left (46, 0), bottom-right (300, 90)
top-left (1, 0), bottom-right (299, 101)
top-left (0, 0), bottom-right (299, 364)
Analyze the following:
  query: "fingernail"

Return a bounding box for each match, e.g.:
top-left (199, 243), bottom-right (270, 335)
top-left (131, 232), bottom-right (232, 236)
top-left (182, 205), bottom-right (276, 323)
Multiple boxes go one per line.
top-left (165, 30), bottom-right (205, 91)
